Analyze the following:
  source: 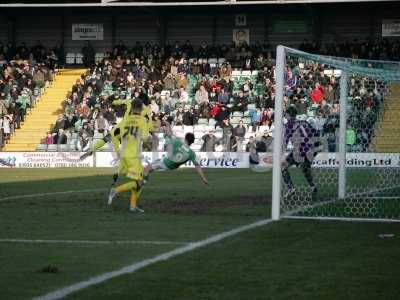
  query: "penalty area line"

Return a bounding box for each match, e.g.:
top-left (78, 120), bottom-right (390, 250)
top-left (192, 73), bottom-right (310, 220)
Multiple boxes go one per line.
top-left (0, 239), bottom-right (188, 246)
top-left (33, 219), bottom-right (273, 300)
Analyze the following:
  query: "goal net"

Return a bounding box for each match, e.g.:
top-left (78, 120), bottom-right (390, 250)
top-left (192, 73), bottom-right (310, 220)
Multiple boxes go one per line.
top-left (272, 46), bottom-right (400, 222)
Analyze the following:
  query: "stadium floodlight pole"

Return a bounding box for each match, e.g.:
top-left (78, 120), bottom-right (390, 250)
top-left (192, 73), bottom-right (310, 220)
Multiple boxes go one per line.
top-left (271, 45), bottom-right (285, 221)
top-left (338, 71), bottom-right (348, 200)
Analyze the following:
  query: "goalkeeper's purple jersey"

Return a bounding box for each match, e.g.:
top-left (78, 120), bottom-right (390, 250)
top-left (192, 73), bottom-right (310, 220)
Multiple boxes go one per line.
top-left (284, 118), bottom-right (319, 159)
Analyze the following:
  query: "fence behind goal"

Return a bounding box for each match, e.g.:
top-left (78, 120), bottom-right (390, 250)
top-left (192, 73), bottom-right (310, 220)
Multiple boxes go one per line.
top-left (272, 46), bottom-right (400, 222)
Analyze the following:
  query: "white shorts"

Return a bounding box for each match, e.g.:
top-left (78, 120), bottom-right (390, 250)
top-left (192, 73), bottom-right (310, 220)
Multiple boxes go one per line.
top-left (152, 159), bottom-right (169, 171)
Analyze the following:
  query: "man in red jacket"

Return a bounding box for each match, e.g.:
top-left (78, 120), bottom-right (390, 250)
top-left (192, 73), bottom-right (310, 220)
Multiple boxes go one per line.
top-left (310, 82), bottom-right (325, 104)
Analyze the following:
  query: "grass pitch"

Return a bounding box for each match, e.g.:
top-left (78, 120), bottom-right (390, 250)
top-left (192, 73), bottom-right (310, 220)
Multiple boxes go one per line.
top-left (0, 168), bottom-right (399, 300)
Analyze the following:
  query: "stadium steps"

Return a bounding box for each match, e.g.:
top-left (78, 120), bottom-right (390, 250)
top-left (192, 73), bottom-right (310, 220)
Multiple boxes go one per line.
top-left (3, 69), bottom-right (87, 152)
top-left (373, 83), bottom-right (400, 152)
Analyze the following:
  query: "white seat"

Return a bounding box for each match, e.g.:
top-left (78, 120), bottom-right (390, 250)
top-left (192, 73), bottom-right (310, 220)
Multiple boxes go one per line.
top-left (183, 126), bottom-right (194, 134)
top-left (334, 70), bottom-right (342, 77)
top-left (36, 144), bottom-right (47, 151)
top-left (241, 70), bottom-right (251, 76)
top-left (75, 53), bottom-right (83, 64)
top-left (324, 69), bottom-right (334, 76)
top-left (66, 53), bottom-right (75, 65)
top-left (208, 58), bottom-right (217, 64)
top-left (251, 70), bottom-right (259, 76)
top-left (231, 70), bottom-right (241, 76)
top-left (194, 125), bottom-right (206, 132)
top-left (218, 58), bottom-right (226, 64)
top-left (95, 52), bottom-right (105, 63)
top-left (247, 103), bottom-right (256, 110)
top-left (194, 131), bottom-right (204, 138)
top-left (161, 90), bottom-right (171, 97)
top-left (58, 144), bottom-right (69, 152)
top-left (47, 144), bottom-right (57, 152)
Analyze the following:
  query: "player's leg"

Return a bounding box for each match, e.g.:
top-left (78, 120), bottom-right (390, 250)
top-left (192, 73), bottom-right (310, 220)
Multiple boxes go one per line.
top-left (282, 153), bottom-right (297, 196)
top-left (79, 134), bottom-right (110, 160)
top-left (128, 181), bottom-right (144, 213)
top-left (143, 159), bottom-right (168, 184)
top-left (301, 159), bottom-right (317, 194)
top-left (111, 173), bottom-right (119, 186)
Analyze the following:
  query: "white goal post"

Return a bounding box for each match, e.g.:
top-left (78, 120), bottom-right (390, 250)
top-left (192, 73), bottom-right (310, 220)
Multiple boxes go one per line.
top-left (272, 45), bottom-right (400, 222)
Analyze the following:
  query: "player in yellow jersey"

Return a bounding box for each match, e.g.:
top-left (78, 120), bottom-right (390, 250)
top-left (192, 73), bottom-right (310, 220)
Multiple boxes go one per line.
top-left (80, 97), bottom-right (153, 185)
top-left (108, 99), bottom-right (149, 212)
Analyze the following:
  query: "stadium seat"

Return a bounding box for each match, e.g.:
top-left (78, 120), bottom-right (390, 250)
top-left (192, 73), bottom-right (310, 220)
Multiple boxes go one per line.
top-left (198, 118), bottom-right (208, 125)
top-left (248, 103), bottom-right (256, 110)
top-left (58, 144), bottom-right (69, 151)
top-left (95, 53), bottom-right (105, 63)
top-left (218, 58), bottom-right (226, 64)
top-left (241, 71), bottom-right (251, 76)
top-left (231, 70), bottom-right (241, 77)
top-left (36, 144), bottom-right (47, 151)
top-left (208, 58), bottom-right (217, 64)
top-left (191, 144), bottom-right (202, 151)
top-left (66, 53), bottom-right (75, 65)
top-left (47, 144), bottom-right (58, 151)
top-left (75, 53), bottom-right (84, 64)
top-left (334, 70), bottom-right (342, 77)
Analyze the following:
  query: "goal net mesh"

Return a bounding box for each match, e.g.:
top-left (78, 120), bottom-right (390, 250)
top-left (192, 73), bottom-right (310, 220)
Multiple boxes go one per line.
top-left (276, 47), bottom-right (400, 221)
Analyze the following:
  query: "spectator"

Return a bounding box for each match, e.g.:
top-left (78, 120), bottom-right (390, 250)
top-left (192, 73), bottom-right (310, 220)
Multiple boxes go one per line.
top-left (256, 129), bottom-right (273, 152)
top-left (201, 129), bottom-right (219, 152)
top-left (183, 107), bottom-right (197, 126)
top-left (174, 106), bottom-right (185, 126)
top-left (295, 97), bottom-right (308, 116)
top-left (44, 131), bottom-right (54, 145)
top-left (233, 90), bottom-right (248, 113)
top-left (195, 85), bottom-right (209, 105)
top-left (221, 118), bottom-right (233, 151)
top-left (150, 99), bottom-right (160, 114)
top-left (233, 119), bottom-right (246, 152)
top-left (178, 86), bottom-right (189, 104)
top-left (317, 100), bottom-right (331, 117)
top-left (163, 73), bottom-right (176, 91)
top-left (54, 128), bottom-right (67, 145)
top-left (95, 113), bottom-right (109, 134)
top-left (218, 88), bottom-right (230, 105)
top-left (215, 105), bottom-right (230, 127)
top-left (245, 136), bottom-right (257, 153)
top-left (310, 82), bottom-right (325, 104)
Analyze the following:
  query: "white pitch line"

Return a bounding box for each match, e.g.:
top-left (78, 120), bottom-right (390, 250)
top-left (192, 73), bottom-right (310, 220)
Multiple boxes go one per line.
top-left (0, 188), bottom-right (106, 202)
top-left (0, 239), bottom-right (187, 246)
top-left (33, 219), bottom-right (272, 300)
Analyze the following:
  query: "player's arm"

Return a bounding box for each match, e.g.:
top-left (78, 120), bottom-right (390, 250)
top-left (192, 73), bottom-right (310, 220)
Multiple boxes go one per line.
top-left (194, 162), bottom-right (209, 185)
top-left (112, 99), bottom-right (132, 118)
top-left (190, 151), bottom-right (208, 184)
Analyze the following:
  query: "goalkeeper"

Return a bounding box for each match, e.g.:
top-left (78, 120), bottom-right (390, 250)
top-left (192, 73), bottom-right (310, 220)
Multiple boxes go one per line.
top-left (143, 122), bottom-right (208, 185)
top-left (282, 105), bottom-right (321, 196)
top-left (108, 99), bottom-right (149, 212)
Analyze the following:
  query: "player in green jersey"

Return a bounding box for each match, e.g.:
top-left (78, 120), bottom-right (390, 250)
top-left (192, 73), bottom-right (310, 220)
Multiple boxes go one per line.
top-left (143, 122), bottom-right (208, 185)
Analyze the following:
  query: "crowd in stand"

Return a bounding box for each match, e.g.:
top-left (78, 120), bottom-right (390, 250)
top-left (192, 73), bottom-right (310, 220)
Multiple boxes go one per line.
top-left (1, 37), bottom-right (397, 152)
top-left (0, 41), bottom-right (59, 149)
